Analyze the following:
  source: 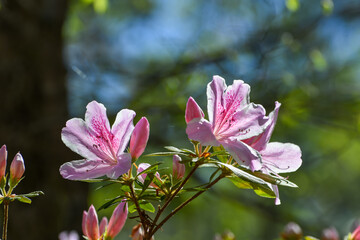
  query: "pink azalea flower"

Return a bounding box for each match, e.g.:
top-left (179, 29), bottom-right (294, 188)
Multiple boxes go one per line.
top-left (185, 75), bottom-right (270, 171)
top-left (60, 101), bottom-right (136, 180)
top-left (82, 201), bottom-right (128, 240)
top-left (244, 102), bottom-right (302, 205)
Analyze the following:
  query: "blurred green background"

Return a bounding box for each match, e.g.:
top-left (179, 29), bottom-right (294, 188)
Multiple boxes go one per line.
top-left (1, 0), bottom-right (360, 239)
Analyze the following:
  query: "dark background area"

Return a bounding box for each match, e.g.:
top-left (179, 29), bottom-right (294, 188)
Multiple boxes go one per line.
top-left (0, 0), bottom-right (360, 239)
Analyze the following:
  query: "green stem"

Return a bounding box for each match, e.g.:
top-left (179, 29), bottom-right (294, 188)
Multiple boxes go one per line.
top-left (147, 163), bottom-right (200, 238)
top-left (2, 200), bottom-right (9, 240)
top-left (150, 174), bottom-right (225, 236)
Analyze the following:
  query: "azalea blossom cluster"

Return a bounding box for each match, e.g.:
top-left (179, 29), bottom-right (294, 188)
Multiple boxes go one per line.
top-left (59, 75), bottom-right (302, 240)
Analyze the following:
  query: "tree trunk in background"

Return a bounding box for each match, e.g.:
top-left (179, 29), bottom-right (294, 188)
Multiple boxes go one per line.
top-left (0, 0), bottom-right (87, 239)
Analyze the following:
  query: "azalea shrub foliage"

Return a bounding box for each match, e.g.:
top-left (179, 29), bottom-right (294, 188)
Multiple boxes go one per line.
top-left (59, 75), bottom-right (304, 240)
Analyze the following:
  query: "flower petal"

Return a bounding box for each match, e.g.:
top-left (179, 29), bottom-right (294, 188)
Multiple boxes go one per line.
top-left (61, 118), bottom-right (108, 161)
top-left (99, 217), bottom-right (108, 236)
top-left (221, 138), bottom-right (262, 171)
top-left (82, 211), bottom-right (88, 237)
top-left (107, 200), bottom-right (128, 238)
top-left (219, 103), bottom-right (267, 141)
top-left (105, 153), bottom-right (132, 179)
top-left (207, 75), bottom-right (227, 124)
top-left (261, 142), bottom-right (302, 173)
top-left (112, 109), bottom-right (136, 154)
top-left (243, 101), bottom-right (281, 151)
top-left (186, 118), bottom-right (219, 146)
top-left (129, 117), bottom-right (150, 159)
top-left (59, 159), bottom-right (114, 180)
top-left (185, 97), bottom-right (204, 123)
top-left (86, 205), bottom-right (100, 240)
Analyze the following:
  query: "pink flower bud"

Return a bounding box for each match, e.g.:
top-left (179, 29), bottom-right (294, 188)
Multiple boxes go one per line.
top-left (281, 222), bottom-right (302, 240)
top-left (0, 145), bottom-right (7, 179)
top-left (131, 224), bottom-right (144, 240)
top-left (82, 211), bottom-right (88, 237)
top-left (322, 227), bottom-right (339, 240)
top-left (84, 205), bottom-right (100, 240)
top-left (130, 117), bottom-right (150, 160)
top-left (173, 155), bottom-right (185, 179)
top-left (137, 163), bottom-right (161, 188)
top-left (10, 152), bottom-right (25, 182)
top-left (99, 217), bottom-right (108, 236)
top-left (185, 97), bottom-right (204, 123)
top-left (352, 225), bottom-right (360, 240)
top-left (106, 200), bottom-right (128, 239)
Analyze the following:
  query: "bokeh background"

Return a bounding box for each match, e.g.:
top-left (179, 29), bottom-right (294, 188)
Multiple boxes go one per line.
top-left (1, 0), bottom-right (360, 239)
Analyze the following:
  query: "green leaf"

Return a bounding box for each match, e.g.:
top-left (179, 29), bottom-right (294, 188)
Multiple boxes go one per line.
top-left (139, 200), bottom-right (155, 213)
top-left (141, 173), bottom-right (155, 193)
top-left (98, 196), bottom-right (125, 211)
top-left (229, 177), bottom-right (252, 189)
top-left (228, 177), bottom-right (275, 199)
top-left (128, 203), bottom-right (137, 213)
top-left (22, 191), bottom-right (44, 198)
top-left (217, 162), bottom-right (267, 185)
top-left (14, 196), bottom-right (32, 204)
top-left (212, 146), bottom-right (229, 163)
top-left (164, 146), bottom-right (183, 152)
top-left (250, 183), bottom-right (276, 198)
top-left (250, 171), bottom-right (298, 188)
top-left (145, 152), bottom-right (183, 157)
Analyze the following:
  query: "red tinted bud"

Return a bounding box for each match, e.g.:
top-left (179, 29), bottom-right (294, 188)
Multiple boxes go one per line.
top-left (281, 222), bottom-right (303, 240)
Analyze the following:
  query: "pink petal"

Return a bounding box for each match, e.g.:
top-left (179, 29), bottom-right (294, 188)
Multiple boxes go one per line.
top-left (243, 101), bottom-right (281, 151)
top-left (112, 109), bottom-right (136, 154)
top-left (173, 155), bottom-right (185, 179)
top-left (59, 159), bottom-right (115, 180)
top-left (0, 145), bottom-right (7, 179)
top-left (99, 217), bottom-right (108, 236)
top-left (216, 103), bottom-right (267, 141)
top-left (186, 118), bottom-right (219, 146)
top-left (130, 117), bottom-right (150, 160)
top-left (105, 153), bottom-right (132, 179)
top-left (107, 200), bottom-right (128, 238)
top-left (352, 225), bottom-right (360, 240)
top-left (271, 184), bottom-right (281, 205)
top-left (10, 152), bottom-right (25, 180)
top-left (86, 205), bottom-right (100, 240)
top-left (261, 142), bottom-right (302, 173)
top-left (185, 97), bottom-right (204, 123)
top-left (221, 138), bottom-right (262, 171)
top-left (137, 163), bottom-right (161, 188)
top-left (82, 211), bottom-right (88, 237)
top-left (207, 75), bottom-right (227, 124)
top-left (61, 118), bottom-right (110, 161)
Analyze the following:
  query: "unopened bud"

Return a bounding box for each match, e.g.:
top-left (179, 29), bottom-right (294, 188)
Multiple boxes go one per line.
top-left (281, 222), bottom-right (303, 240)
top-left (9, 152), bottom-right (25, 188)
top-left (0, 145), bottom-right (7, 179)
top-left (173, 155), bottom-right (185, 179)
top-left (321, 227), bottom-right (339, 240)
top-left (130, 117), bottom-right (150, 160)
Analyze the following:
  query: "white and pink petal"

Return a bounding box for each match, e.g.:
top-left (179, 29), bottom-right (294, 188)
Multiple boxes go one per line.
top-left (261, 142), bottom-right (302, 174)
